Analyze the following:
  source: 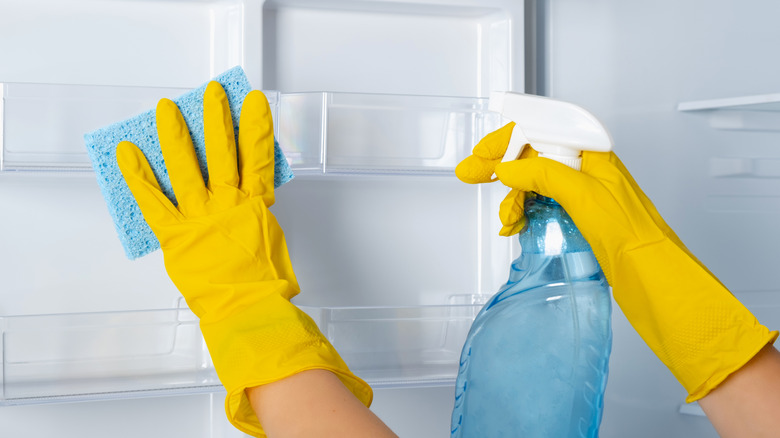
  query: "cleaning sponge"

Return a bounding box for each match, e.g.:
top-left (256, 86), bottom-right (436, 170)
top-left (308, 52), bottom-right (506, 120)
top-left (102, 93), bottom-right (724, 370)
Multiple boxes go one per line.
top-left (84, 66), bottom-right (294, 260)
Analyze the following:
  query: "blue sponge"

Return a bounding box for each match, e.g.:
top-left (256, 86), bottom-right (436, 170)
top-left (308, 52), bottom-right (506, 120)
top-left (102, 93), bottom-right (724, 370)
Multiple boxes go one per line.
top-left (84, 66), bottom-right (294, 260)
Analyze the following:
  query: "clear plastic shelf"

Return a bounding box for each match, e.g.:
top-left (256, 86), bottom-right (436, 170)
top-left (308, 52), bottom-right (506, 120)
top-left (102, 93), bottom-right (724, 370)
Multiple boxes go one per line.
top-left (0, 301), bottom-right (485, 405)
top-left (301, 303), bottom-right (483, 388)
top-left (1, 83), bottom-right (500, 174)
top-left (279, 92), bottom-right (499, 175)
top-left (678, 93), bottom-right (780, 131)
top-left (0, 83), bottom-right (190, 171)
top-left (0, 306), bottom-right (219, 405)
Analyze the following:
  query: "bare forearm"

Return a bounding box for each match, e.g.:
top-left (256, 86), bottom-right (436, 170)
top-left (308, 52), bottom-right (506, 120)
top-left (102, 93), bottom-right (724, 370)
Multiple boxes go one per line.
top-left (698, 344), bottom-right (780, 438)
top-left (247, 369), bottom-right (398, 438)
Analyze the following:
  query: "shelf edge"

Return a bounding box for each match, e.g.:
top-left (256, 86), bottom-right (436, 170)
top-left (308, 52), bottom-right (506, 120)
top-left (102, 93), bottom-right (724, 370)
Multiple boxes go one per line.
top-left (678, 93), bottom-right (780, 112)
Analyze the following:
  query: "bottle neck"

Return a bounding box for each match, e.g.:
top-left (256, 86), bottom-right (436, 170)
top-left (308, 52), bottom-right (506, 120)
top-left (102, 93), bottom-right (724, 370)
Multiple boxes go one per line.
top-left (497, 191), bottom-right (605, 298)
top-left (528, 192), bottom-right (559, 207)
top-left (519, 192), bottom-right (591, 255)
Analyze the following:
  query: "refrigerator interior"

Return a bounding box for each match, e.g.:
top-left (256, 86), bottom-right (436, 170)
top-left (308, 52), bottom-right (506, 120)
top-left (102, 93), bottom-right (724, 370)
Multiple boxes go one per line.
top-left (0, 0), bottom-right (523, 436)
top-left (3, 0), bottom-right (778, 437)
top-left (542, 0), bottom-right (780, 436)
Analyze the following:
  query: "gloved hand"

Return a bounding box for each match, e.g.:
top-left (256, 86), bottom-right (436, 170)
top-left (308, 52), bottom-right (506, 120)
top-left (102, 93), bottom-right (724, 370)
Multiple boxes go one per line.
top-left (457, 125), bottom-right (778, 402)
top-left (455, 122), bottom-right (537, 236)
top-left (116, 82), bottom-right (372, 437)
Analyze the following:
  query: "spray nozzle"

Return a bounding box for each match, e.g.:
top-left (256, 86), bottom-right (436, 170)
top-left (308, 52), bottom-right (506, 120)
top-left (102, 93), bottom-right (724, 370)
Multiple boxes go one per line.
top-left (489, 91), bottom-right (613, 171)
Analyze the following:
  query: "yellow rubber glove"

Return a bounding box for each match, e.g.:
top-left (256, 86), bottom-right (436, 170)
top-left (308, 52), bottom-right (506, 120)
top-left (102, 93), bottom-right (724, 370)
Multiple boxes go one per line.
top-left (116, 82), bottom-right (372, 437)
top-left (454, 122), bottom-right (537, 236)
top-left (457, 127), bottom-right (777, 402)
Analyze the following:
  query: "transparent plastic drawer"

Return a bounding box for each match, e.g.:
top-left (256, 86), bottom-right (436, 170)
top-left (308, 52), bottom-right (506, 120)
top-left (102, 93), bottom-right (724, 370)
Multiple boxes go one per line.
top-left (1, 83), bottom-right (499, 175)
top-left (0, 302), bottom-right (484, 405)
top-left (302, 303), bottom-right (483, 388)
top-left (0, 306), bottom-right (219, 405)
top-left (0, 83), bottom-right (279, 172)
top-left (278, 92), bottom-right (499, 175)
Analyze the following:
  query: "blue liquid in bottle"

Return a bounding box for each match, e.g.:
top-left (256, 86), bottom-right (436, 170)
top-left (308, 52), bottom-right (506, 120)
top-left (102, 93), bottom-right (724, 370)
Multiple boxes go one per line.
top-left (451, 193), bottom-right (612, 438)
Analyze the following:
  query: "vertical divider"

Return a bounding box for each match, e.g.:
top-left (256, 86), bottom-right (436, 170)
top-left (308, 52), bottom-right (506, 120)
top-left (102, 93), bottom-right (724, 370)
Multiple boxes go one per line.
top-left (0, 83), bottom-right (5, 171)
top-left (0, 318), bottom-right (5, 402)
top-left (320, 92), bottom-right (329, 174)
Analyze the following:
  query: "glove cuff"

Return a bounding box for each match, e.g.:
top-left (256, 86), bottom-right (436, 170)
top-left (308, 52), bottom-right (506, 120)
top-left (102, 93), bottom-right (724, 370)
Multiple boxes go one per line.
top-left (199, 294), bottom-right (373, 437)
top-left (614, 238), bottom-right (778, 401)
top-left (686, 329), bottom-right (778, 402)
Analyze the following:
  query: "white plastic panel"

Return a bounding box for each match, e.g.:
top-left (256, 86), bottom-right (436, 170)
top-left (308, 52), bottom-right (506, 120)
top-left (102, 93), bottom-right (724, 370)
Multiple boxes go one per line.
top-left (263, 0), bottom-right (513, 97)
top-left (278, 178), bottom-right (472, 307)
top-left (0, 393), bottom-right (244, 438)
top-left (0, 0), bottom-right (260, 88)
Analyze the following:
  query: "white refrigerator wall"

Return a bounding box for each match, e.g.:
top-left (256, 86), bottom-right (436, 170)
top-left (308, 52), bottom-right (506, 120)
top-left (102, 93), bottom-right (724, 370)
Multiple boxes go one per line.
top-left (542, 0), bottom-right (780, 436)
top-left (0, 2), bottom-right (250, 436)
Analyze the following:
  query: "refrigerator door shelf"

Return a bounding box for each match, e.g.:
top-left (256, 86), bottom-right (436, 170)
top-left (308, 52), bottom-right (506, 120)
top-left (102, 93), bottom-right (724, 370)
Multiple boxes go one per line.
top-left (0, 82), bottom-right (276, 173)
top-left (1, 83), bottom-right (500, 176)
top-left (279, 92), bottom-right (500, 176)
top-left (0, 302), bottom-right (484, 406)
top-left (0, 306), bottom-right (220, 406)
top-left (301, 303), bottom-right (484, 388)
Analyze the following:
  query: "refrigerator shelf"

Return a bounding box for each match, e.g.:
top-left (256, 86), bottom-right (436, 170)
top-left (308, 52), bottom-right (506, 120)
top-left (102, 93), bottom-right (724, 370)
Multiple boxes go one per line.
top-left (678, 92), bottom-right (780, 131)
top-left (1, 83), bottom-right (500, 175)
top-left (0, 302), bottom-right (485, 405)
top-left (0, 306), bottom-right (219, 406)
top-left (301, 303), bottom-right (483, 389)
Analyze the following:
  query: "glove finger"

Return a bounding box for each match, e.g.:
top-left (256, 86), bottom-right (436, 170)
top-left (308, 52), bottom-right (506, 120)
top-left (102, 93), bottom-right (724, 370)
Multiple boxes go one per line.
top-left (498, 188), bottom-right (527, 236)
top-left (518, 144), bottom-right (540, 160)
top-left (455, 155), bottom-right (500, 183)
top-left (238, 90), bottom-right (276, 206)
top-left (473, 122), bottom-right (516, 159)
top-left (454, 122), bottom-right (516, 184)
top-left (495, 157), bottom-right (599, 220)
top-left (117, 141), bottom-right (182, 231)
top-left (203, 82), bottom-right (239, 192)
top-left (156, 98), bottom-right (209, 213)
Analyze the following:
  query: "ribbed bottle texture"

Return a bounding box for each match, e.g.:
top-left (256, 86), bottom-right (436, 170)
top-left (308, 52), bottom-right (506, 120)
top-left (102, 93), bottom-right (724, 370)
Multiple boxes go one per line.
top-left (451, 193), bottom-right (612, 438)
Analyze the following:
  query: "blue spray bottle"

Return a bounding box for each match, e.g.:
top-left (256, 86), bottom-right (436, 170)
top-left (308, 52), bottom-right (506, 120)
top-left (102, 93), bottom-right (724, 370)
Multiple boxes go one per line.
top-left (451, 92), bottom-right (614, 438)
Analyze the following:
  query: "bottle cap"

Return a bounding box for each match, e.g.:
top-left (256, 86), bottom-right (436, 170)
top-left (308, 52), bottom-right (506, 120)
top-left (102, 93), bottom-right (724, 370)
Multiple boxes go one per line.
top-left (488, 92), bottom-right (613, 171)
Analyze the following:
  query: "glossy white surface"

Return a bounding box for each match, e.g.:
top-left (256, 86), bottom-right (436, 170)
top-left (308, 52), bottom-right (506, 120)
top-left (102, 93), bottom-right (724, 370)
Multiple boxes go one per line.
top-left (545, 1), bottom-right (780, 436)
top-left (262, 0), bottom-right (514, 97)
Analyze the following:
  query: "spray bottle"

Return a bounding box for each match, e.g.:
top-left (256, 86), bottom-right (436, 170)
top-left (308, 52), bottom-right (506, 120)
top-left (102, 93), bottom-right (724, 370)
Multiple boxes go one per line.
top-left (451, 92), bottom-right (614, 438)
